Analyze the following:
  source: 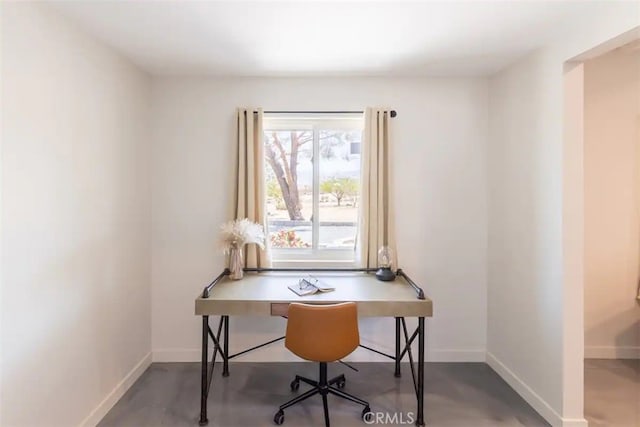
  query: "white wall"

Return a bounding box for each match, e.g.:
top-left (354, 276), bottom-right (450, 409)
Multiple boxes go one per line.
top-left (150, 77), bottom-right (488, 363)
top-left (1, 3), bottom-right (151, 426)
top-left (584, 48), bottom-right (640, 359)
top-left (486, 2), bottom-right (639, 426)
top-left (0, 2), bottom-right (5, 418)
top-left (488, 49), bottom-right (566, 423)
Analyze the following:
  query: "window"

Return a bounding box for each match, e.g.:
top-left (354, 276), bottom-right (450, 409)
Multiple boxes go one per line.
top-left (263, 113), bottom-right (364, 264)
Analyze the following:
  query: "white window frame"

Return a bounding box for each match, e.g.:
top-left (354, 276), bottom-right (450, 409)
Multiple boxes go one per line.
top-left (263, 113), bottom-right (364, 267)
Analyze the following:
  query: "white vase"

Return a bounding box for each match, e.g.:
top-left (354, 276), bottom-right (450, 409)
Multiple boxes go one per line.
top-left (229, 246), bottom-right (244, 280)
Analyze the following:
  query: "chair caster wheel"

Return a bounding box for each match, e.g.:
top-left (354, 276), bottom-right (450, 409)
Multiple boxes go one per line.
top-left (337, 379), bottom-right (346, 389)
top-left (290, 380), bottom-right (299, 391)
top-left (362, 406), bottom-right (372, 421)
top-left (274, 410), bottom-right (285, 425)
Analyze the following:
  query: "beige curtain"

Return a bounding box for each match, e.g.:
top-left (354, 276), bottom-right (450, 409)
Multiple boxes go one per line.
top-left (358, 108), bottom-right (397, 269)
top-left (234, 108), bottom-right (271, 268)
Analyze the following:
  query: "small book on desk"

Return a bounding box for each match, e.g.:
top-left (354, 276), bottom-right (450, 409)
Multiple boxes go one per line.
top-left (288, 276), bottom-right (335, 296)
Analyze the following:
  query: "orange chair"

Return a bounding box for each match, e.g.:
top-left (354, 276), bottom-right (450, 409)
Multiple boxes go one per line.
top-left (273, 302), bottom-right (371, 426)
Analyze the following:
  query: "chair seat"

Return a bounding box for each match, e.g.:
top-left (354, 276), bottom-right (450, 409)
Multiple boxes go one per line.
top-left (275, 302), bottom-right (370, 426)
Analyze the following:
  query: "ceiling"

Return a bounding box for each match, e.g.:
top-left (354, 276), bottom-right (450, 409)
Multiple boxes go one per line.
top-left (49, 1), bottom-right (612, 77)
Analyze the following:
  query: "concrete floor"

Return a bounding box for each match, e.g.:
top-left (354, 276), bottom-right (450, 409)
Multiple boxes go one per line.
top-left (584, 359), bottom-right (640, 427)
top-left (98, 362), bottom-right (549, 427)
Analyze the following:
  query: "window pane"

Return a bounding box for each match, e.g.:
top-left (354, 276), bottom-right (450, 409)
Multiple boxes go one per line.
top-left (264, 130), bottom-right (313, 248)
top-left (318, 130), bottom-right (361, 250)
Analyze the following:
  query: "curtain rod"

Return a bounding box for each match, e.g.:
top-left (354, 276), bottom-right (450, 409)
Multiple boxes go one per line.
top-left (259, 110), bottom-right (397, 118)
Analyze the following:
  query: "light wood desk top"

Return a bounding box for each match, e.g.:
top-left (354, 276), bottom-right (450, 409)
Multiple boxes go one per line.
top-left (195, 271), bottom-right (433, 317)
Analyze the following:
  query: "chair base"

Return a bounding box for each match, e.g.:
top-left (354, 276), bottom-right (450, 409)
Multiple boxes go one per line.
top-left (274, 363), bottom-right (371, 427)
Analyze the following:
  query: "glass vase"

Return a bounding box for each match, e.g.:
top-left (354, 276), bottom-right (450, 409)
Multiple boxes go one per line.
top-left (229, 245), bottom-right (244, 280)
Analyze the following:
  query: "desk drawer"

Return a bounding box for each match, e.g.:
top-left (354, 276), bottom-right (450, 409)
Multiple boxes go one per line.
top-left (271, 303), bottom-right (290, 316)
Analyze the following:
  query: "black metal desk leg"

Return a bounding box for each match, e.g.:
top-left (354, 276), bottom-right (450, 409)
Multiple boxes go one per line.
top-left (394, 317), bottom-right (401, 377)
top-left (199, 315), bottom-right (209, 426)
top-left (416, 317), bottom-right (425, 427)
top-left (222, 315), bottom-right (230, 377)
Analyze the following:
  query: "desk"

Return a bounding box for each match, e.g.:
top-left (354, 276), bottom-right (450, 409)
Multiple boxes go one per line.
top-left (195, 268), bottom-right (433, 426)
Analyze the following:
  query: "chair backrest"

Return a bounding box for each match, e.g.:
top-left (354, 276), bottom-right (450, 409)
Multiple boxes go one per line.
top-left (285, 302), bottom-right (359, 362)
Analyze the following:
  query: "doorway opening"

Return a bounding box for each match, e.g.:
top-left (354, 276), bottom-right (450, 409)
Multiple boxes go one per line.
top-left (581, 40), bottom-right (640, 426)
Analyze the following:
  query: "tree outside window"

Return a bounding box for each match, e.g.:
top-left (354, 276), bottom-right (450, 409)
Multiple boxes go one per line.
top-left (263, 117), bottom-right (362, 256)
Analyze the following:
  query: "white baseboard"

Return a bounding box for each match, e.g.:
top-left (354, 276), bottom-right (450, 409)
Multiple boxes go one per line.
top-left (153, 348), bottom-right (486, 363)
top-left (486, 352), bottom-right (587, 427)
top-left (585, 346), bottom-right (640, 359)
top-left (79, 352), bottom-right (152, 427)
